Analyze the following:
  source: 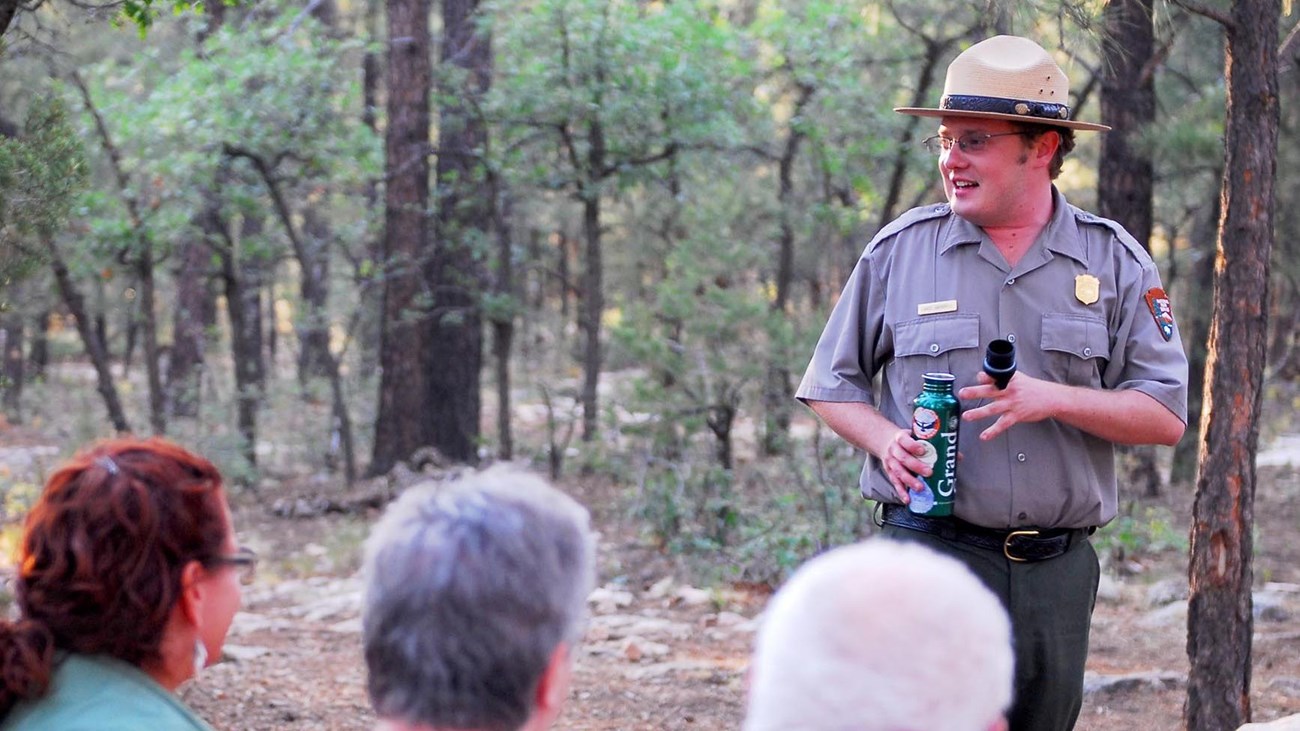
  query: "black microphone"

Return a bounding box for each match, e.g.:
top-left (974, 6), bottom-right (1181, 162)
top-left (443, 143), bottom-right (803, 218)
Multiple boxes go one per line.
top-left (983, 339), bottom-right (1016, 389)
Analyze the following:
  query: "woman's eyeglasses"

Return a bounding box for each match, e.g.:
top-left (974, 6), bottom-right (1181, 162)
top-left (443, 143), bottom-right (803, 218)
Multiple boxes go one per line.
top-left (210, 546), bottom-right (258, 585)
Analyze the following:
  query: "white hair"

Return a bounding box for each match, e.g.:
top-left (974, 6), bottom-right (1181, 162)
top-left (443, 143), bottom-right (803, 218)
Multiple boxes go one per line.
top-left (744, 539), bottom-right (1013, 731)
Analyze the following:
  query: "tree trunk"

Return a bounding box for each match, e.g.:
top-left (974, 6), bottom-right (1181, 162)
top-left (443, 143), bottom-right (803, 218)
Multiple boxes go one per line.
top-left (1185, 1), bottom-right (1279, 728)
top-left (1099, 0), bottom-right (1156, 247)
top-left (354, 0), bottom-right (385, 377)
top-left (70, 68), bottom-right (165, 433)
top-left (169, 232), bottom-right (217, 419)
top-left (1, 308), bottom-right (23, 421)
top-left (763, 83), bottom-right (812, 457)
top-left (122, 296), bottom-right (139, 378)
top-left (576, 79), bottom-right (607, 444)
top-left (1099, 0), bottom-right (1160, 497)
top-left (708, 403), bottom-right (735, 471)
top-left (0, 0), bottom-right (20, 39)
top-left (1171, 179), bottom-right (1221, 485)
top-left (558, 229), bottom-right (572, 322)
top-left (215, 202), bottom-right (270, 472)
top-left (579, 185), bottom-right (602, 443)
top-left (297, 205), bottom-right (335, 382)
top-left (425, 0), bottom-right (491, 464)
top-left (220, 255), bottom-right (260, 471)
top-left (138, 243), bottom-right (167, 434)
top-left (492, 183), bottom-right (516, 460)
top-left (28, 308), bottom-right (49, 380)
top-left (44, 235), bottom-right (131, 433)
top-left (326, 352), bottom-right (357, 484)
top-left (369, 0), bottom-right (433, 476)
top-left (876, 38), bottom-right (948, 231)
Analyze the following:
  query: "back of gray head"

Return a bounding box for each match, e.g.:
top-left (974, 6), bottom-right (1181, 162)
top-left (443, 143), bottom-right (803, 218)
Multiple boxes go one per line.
top-left (362, 465), bottom-right (595, 731)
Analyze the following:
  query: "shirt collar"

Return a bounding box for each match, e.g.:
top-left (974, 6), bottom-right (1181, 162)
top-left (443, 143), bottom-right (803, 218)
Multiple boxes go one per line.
top-left (938, 187), bottom-right (1089, 266)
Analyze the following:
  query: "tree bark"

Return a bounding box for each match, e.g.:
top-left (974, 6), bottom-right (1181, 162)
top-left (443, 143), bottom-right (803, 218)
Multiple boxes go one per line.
top-left (1171, 180), bottom-right (1221, 484)
top-left (1099, 0), bottom-right (1156, 248)
top-left (578, 181), bottom-right (603, 443)
top-left (1, 308), bottom-right (23, 421)
top-left (1185, 1), bottom-right (1279, 728)
top-left (369, 0), bottom-right (433, 476)
top-left (491, 181), bottom-right (516, 460)
top-left (355, 0), bottom-right (384, 376)
top-left (28, 309), bottom-right (49, 380)
top-left (168, 229), bottom-right (217, 419)
top-left (1100, 0), bottom-right (1160, 497)
top-left (762, 82), bottom-right (813, 457)
top-left (212, 180), bottom-right (269, 472)
top-left (425, 0), bottom-right (491, 464)
top-left (0, 0), bottom-right (19, 39)
top-left (297, 205), bottom-right (335, 382)
top-left (44, 235), bottom-right (131, 433)
top-left (876, 38), bottom-right (949, 231)
top-left (72, 70), bottom-right (167, 434)
top-left (137, 241), bottom-right (166, 434)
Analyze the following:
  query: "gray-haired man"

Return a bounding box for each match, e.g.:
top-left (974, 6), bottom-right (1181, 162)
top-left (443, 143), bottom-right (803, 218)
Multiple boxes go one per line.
top-left (362, 466), bottom-right (596, 731)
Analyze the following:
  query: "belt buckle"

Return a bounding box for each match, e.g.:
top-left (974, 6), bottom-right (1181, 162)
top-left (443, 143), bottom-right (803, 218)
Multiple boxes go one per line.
top-left (1004, 529), bottom-right (1040, 562)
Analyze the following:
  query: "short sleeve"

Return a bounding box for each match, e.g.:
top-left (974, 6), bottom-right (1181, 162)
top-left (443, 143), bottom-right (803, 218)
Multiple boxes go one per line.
top-left (1102, 258), bottom-right (1189, 423)
top-left (795, 250), bottom-right (885, 405)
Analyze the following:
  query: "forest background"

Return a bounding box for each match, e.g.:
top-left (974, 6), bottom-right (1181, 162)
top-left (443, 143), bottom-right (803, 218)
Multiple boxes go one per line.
top-left (0, 0), bottom-right (1297, 728)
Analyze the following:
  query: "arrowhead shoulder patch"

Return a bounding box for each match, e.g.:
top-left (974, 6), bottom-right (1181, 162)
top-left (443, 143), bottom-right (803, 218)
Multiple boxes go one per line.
top-left (1144, 287), bottom-right (1176, 341)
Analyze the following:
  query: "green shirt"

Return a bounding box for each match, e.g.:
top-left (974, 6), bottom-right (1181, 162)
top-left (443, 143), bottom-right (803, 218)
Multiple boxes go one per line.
top-left (1, 654), bottom-right (217, 731)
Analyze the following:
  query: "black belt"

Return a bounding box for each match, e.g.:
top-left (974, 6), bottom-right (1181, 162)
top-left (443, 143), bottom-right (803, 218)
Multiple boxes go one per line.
top-left (878, 503), bottom-right (1091, 563)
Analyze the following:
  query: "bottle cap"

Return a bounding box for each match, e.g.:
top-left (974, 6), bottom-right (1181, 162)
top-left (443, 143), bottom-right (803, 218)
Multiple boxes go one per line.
top-left (983, 340), bottom-right (1016, 389)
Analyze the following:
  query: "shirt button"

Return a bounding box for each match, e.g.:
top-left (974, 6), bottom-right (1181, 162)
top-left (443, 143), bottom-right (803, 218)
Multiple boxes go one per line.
top-left (929, 343), bottom-right (940, 353)
top-left (1006, 278), bottom-right (1016, 285)
top-left (1018, 512), bottom-right (1028, 520)
top-left (1007, 334), bottom-right (1017, 344)
top-left (1017, 453), bottom-right (1027, 462)
top-left (1083, 347), bottom-right (1093, 356)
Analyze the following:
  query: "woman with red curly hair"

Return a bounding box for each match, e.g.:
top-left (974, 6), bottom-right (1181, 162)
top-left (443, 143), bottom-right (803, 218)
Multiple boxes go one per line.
top-left (0, 437), bottom-right (254, 730)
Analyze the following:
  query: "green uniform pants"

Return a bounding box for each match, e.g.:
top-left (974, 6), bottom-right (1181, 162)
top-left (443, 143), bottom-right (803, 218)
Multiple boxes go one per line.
top-left (881, 524), bottom-right (1100, 731)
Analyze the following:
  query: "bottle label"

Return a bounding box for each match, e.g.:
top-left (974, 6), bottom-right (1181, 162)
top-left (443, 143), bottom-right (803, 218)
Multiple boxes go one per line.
top-left (910, 392), bottom-right (959, 516)
top-left (912, 408), bottom-right (940, 440)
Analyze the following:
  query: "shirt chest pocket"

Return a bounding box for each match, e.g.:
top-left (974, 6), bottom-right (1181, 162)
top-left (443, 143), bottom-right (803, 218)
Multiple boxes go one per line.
top-left (891, 315), bottom-right (981, 393)
top-left (1040, 313), bottom-right (1111, 387)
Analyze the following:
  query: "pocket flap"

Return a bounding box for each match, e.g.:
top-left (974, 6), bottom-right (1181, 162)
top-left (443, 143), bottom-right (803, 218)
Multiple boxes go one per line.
top-left (895, 314), bottom-right (980, 358)
top-left (1041, 313), bottom-right (1110, 360)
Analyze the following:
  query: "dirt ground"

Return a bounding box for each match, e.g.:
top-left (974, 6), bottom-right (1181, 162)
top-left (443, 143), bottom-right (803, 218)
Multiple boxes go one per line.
top-left (4, 424), bottom-right (1300, 730)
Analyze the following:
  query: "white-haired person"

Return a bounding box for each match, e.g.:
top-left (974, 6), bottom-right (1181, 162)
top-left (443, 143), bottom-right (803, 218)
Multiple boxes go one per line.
top-left (744, 539), bottom-right (1014, 731)
top-left (361, 466), bottom-right (596, 731)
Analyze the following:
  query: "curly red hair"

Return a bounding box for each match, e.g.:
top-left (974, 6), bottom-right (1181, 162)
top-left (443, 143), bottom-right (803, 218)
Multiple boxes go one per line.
top-left (0, 437), bottom-right (227, 714)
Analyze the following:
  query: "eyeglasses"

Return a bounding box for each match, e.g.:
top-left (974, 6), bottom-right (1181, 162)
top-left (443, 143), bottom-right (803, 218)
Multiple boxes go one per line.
top-left (921, 131), bottom-right (1029, 155)
top-left (210, 546), bottom-right (258, 585)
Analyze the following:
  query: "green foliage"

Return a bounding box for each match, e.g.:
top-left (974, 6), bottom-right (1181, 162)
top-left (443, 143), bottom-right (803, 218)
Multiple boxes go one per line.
top-left (77, 7), bottom-right (381, 262)
top-left (1094, 503), bottom-right (1188, 560)
top-left (116, 0), bottom-right (199, 36)
top-left (610, 420), bottom-right (870, 585)
top-left (488, 0), bottom-right (751, 192)
top-left (0, 479), bottom-right (43, 523)
top-left (0, 96), bottom-right (88, 290)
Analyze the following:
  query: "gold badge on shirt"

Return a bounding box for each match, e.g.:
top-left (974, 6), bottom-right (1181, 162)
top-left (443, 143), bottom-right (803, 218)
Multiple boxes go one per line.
top-left (1075, 275), bottom-right (1100, 305)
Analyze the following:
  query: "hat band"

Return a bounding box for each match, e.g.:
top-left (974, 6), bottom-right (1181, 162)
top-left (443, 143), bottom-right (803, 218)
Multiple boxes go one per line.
top-left (941, 94), bottom-right (1072, 122)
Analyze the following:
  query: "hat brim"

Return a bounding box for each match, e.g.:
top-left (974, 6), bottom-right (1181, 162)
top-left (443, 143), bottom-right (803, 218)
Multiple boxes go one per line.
top-left (894, 106), bottom-right (1110, 132)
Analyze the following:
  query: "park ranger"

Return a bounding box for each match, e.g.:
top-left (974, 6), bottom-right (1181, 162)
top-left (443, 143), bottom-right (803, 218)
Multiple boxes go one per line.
top-left (795, 35), bottom-right (1188, 731)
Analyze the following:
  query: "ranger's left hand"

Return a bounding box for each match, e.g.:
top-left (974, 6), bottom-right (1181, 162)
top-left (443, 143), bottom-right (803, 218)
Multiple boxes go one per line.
top-left (959, 372), bottom-right (1059, 441)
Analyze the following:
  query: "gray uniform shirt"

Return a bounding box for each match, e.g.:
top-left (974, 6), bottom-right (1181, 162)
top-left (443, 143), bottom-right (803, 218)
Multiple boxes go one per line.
top-left (796, 188), bottom-right (1188, 529)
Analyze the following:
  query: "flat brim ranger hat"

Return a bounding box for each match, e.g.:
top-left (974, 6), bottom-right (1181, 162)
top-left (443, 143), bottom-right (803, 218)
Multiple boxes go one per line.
top-left (895, 35), bottom-right (1110, 132)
